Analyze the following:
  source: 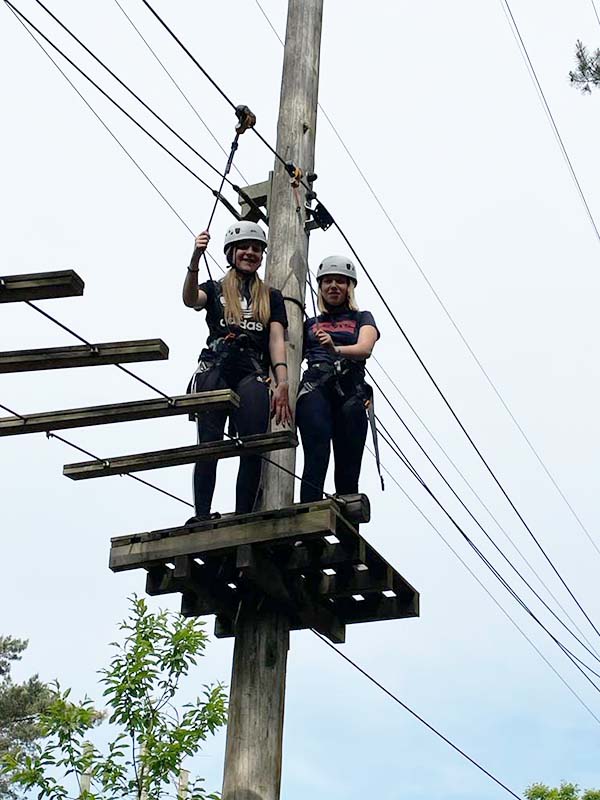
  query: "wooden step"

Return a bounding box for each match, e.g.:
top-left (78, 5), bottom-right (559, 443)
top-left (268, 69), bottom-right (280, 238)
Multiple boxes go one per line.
top-left (63, 430), bottom-right (298, 480)
top-left (0, 270), bottom-right (84, 302)
top-left (0, 339), bottom-right (169, 373)
top-left (0, 390), bottom-right (238, 437)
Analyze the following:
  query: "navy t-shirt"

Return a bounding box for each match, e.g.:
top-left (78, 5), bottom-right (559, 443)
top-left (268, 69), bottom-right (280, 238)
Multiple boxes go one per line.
top-left (303, 309), bottom-right (379, 368)
top-left (196, 278), bottom-right (288, 371)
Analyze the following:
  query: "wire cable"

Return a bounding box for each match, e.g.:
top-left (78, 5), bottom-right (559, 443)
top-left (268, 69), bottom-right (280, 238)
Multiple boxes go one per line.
top-left (312, 630), bottom-right (524, 799)
top-left (369, 447), bottom-right (600, 726)
top-left (591, 0), bottom-right (600, 26)
top-left (31, 0), bottom-right (241, 191)
top-left (372, 381), bottom-right (600, 664)
top-left (331, 216), bottom-right (600, 641)
top-left (499, 0), bottom-right (600, 245)
top-left (373, 425), bottom-right (600, 689)
top-left (6, 2), bottom-right (224, 199)
top-left (111, 0), bottom-right (248, 185)
top-left (46, 431), bottom-right (193, 507)
top-left (6, 4), bottom-right (225, 279)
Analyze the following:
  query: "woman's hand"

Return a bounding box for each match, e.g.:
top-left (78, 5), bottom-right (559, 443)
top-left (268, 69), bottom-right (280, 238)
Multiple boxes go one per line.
top-left (271, 382), bottom-right (293, 426)
top-left (315, 328), bottom-right (336, 352)
top-left (194, 230), bottom-right (210, 254)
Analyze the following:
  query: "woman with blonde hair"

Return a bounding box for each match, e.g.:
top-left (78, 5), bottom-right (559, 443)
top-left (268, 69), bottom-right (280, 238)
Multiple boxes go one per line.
top-left (296, 255), bottom-right (379, 502)
top-left (182, 221), bottom-right (291, 523)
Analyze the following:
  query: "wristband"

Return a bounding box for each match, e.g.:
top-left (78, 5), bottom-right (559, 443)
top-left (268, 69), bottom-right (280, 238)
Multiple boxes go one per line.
top-left (272, 362), bottom-right (288, 370)
top-left (187, 266), bottom-right (199, 273)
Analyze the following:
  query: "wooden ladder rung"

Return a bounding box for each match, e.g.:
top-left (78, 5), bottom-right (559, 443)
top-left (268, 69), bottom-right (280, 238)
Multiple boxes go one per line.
top-left (0, 339), bottom-right (169, 373)
top-left (0, 390), bottom-right (238, 437)
top-left (63, 430), bottom-right (298, 480)
top-left (0, 270), bottom-right (84, 302)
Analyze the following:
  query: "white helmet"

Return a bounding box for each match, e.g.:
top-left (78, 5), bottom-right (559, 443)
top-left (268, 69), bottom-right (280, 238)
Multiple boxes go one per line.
top-left (317, 255), bottom-right (357, 285)
top-left (223, 221), bottom-right (267, 254)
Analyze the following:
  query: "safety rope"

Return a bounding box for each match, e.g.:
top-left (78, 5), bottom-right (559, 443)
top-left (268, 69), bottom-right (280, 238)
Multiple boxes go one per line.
top-left (197, 105), bottom-right (256, 283)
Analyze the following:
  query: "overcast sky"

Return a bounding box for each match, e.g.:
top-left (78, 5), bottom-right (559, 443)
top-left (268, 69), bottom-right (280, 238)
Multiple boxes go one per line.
top-left (2, 1), bottom-right (600, 798)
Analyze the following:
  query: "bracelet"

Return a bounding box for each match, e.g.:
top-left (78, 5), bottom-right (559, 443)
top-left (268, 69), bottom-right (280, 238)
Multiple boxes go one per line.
top-left (187, 266), bottom-right (199, 273)
top-left (272, 362), bottom-right (288, 370)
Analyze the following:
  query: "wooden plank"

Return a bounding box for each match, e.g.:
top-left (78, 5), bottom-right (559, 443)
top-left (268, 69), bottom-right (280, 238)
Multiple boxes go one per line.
top-left (0, 390), bottom-right (238, 437)
top-left (333, 589), bottom-right (420, 624)
top-left (0, 270), bottom-right (84, 302)
top-left (0, 339), bottom-right (169, 373)
top-left (283, 538), bottom-right (366, 571)
top-left (109, 505), bottom-right (337, 572)
top-left (316, 563), bottom-right (395, 599)
top-left (63, 430), bottom-right (298, 480)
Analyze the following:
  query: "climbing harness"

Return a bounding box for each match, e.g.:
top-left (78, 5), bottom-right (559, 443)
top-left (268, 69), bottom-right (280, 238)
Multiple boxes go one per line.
top-left (297, 358), bottom-right (385, 491)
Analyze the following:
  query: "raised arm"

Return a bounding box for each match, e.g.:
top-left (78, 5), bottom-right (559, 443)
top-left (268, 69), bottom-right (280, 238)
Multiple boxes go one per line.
top-left (182, 231), bottom-right (210, 309)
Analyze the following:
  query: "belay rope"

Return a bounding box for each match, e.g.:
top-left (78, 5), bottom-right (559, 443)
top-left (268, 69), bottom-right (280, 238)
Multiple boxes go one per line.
top-left (197, 104), bottom-right (256, 282)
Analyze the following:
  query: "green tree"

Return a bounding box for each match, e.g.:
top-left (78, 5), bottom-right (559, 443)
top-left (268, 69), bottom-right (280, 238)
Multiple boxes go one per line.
top-left (1, 597), bottom-right (227, 800)
top-left (0, 636), bottom-right (52, 798)
top-left (525, 782), bottom-right (600, 800)
top-left (569, 40), bottom-right (600, 93)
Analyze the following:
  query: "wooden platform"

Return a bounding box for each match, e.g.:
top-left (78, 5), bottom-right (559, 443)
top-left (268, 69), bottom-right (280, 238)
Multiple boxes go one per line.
top-left (0, 390), bottom-right (238, 437)
top-left (109, 495), bottom-right (419, 644)
top-left (0, 339), bottom-right (169, 373)
top-left (0, 270), bottom-right (84, 302)
top-left (63, 430), bottom-right (298, 480)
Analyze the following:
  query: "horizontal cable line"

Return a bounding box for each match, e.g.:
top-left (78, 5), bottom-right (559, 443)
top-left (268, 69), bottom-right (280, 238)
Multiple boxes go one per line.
top-left (500, 0), bottom-right (600, 244)
top-left (331, 215), bottom-right (600, 642)
top-left (31, 0), bottom-right (244, 192)
top-left (313, 630), bottom-right (524, 799)
top-left (374, 430), bottom-right (600, 690)
top-left (6, 1), bottom-right (223, 197)
top-left (140, 0), bottom-right (297, 181)
top-left (24, 300), bottom-right (171, 401)
top-left (372, 377), bottom-right (600, 665)
top-left (367, 445), bottom-right (600, 726)
top-left (112, 0), bottom-right (248, 184)
top-left (0, 403), bottom-right (25, 419)
top-left (370, 353), bottom-right (599, 657)
top-left (47, 432), bottom-right (193, 507)
top-left (9, 7), bottom-right (224, 276)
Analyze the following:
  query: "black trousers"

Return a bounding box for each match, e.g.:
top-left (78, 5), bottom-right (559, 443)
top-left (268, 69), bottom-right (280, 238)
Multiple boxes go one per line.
top-left (296, 382), bottom-right (368, 503)
top-left (192, 364), bottom-right (270, 515)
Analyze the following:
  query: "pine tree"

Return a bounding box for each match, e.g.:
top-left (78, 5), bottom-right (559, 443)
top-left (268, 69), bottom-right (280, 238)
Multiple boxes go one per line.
top-left (0, 637), bottom-right (51, 799)
top-left (569, 40), bottom-right (600, 93)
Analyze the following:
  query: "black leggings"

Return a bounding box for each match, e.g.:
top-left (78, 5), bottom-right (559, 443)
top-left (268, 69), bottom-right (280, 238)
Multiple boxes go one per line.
top-left (296, 384), bottom-right (368, 503)
top-left (192, 365), bottom-right (270, 515)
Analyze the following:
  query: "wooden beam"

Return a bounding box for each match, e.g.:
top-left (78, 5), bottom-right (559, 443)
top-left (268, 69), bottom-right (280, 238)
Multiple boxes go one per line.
top-left (0, 339), bottom-right (169, 374)
top-left (109, 503), bottom-right (338, 572)
top-left (63, 430), bottom-right (298, 480)
top-left (0, 390), bottom-right (238, 437)
top-left (0, 270), bottom-right (84, 302)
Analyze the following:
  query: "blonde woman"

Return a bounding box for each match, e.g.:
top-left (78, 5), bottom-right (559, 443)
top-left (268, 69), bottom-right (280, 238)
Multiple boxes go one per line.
top-left (183, 222), bottom-right (291, 523)
top-left (296, 256), bottom-right (379, 502)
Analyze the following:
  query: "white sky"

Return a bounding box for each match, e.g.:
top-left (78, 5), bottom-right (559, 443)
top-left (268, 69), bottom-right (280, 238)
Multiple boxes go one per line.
top-left (2, 1), bottom-right (600, 798)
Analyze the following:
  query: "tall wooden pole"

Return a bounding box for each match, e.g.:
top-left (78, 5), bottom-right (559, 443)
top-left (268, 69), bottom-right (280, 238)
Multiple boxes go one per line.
top-left (221, 2), bottom-right (323, 799)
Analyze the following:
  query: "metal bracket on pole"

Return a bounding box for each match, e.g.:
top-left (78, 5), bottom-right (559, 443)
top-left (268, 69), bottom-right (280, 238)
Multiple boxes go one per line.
top-left (236, 173), bottom-right (273, 223)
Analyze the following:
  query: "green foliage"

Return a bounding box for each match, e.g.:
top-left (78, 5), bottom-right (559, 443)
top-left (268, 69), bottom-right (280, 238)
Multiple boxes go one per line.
top-left (569, 40), bottom-right (600, 93)
top-left (1, 597), bottom-right (227, 800)
top-left (525, 783), bottom-right (600, 800)
top-left (0, 636), bottom-right (52, 799)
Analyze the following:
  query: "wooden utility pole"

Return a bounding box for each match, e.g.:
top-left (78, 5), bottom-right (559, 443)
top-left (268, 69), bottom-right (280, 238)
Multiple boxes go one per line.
top-left (221, 2), bottom-right (323, 799)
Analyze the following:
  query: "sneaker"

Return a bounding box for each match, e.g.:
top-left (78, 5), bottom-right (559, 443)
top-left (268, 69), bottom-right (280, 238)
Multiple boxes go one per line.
top-left (185, 512), bottom-right (222, 527)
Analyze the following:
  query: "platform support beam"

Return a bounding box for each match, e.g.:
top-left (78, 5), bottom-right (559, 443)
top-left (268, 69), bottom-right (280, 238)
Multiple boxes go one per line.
top-left (222, 3), bottom-right (323, 799)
